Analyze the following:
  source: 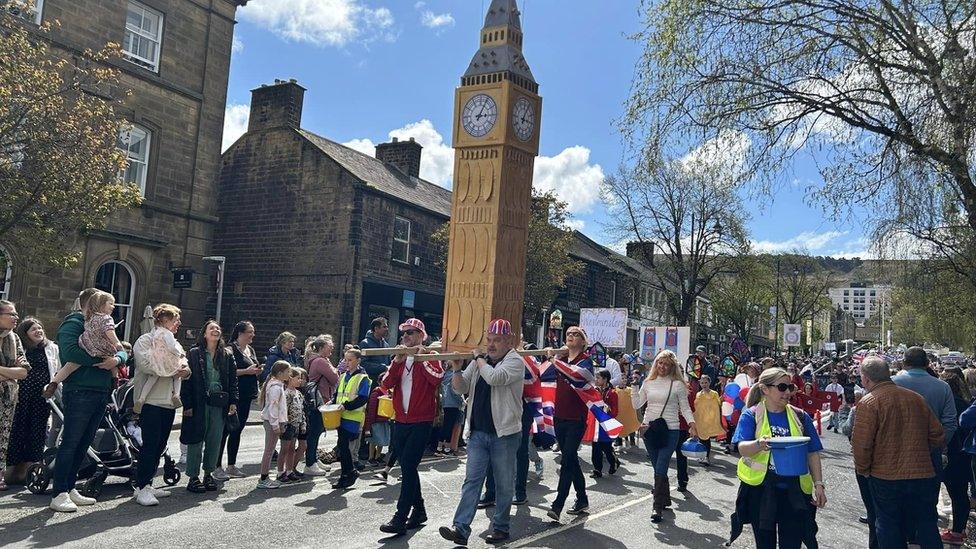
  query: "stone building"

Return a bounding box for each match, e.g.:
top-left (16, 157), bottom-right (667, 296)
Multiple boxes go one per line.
top-left (214, 80), bottom-right (451, 352)
top-left (2, 0), bottom-right (244, 342)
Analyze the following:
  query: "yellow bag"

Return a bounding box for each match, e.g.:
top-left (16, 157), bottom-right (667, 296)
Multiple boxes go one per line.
top-left (615, 387), bottom-right (641, 436)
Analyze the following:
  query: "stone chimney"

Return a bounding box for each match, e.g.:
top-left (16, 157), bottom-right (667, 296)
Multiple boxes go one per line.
top-left (248, 79), bottom-right (306, 132)
top-left (375, 137), bottom-right (423, 178)
top-left (626, 241), bottom-right (655, 267)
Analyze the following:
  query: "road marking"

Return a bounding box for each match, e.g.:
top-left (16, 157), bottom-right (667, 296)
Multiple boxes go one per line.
top-left (506, 492), bottom-right (654, 548)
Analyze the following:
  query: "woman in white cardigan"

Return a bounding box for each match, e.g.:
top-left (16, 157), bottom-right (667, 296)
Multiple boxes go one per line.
top-left (632, 350), bottom-right (696, 523)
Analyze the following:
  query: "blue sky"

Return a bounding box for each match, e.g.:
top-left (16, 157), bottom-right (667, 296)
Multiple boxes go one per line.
top-left (222, 0), bottom-right (871, 258)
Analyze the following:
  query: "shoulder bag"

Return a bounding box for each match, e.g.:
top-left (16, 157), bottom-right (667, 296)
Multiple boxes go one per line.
top-left (644, 380), bottom-right (673, 449)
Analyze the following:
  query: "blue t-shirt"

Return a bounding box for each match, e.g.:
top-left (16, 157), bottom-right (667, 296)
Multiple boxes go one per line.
top-left (732, 407), bottom-right (823, 475)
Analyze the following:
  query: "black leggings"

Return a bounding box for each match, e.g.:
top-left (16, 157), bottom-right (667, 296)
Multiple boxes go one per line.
top-left (944, 452), bottom-right (973, 533)
top-left (218, 397), bottom-right (252, 467)
top-left (553, 418), bottom-right (586, 510)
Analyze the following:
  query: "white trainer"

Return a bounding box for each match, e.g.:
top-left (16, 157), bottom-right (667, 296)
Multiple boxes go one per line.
top-left (224, 465), bottom-right (246, 478)
top-left (68, 489), bottom-right (96, 506)
top-left (212, 468), bottom-right (230, 481)
top-left (50, 492), bottom-right (78, 513)
top-left (133, 486), bottom-right (159, 507)
top-left (304, 463), bottom-right (326, 476)
top-left (150, 486), bottom-right (171, 498)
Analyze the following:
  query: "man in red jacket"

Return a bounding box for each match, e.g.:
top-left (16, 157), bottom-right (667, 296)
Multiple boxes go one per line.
top-left (379, 318), bottom-right (444, 536)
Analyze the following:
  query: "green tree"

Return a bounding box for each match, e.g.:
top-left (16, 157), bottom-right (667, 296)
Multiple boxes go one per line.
top-left (709, 257), bottom-right (773, 342)
top-left (625, 0), bottom-right (976, 271)
top-left (603, 159), bottom-right (750, 327)
top-left (432, 190), bottom-right (582, 333)
top-left (890, 266), bottom-right (976, 351)
top-left (1, 5), bottom-right (141, 269)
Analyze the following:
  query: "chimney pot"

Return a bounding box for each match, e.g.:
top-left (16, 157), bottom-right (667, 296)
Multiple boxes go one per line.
top-left (248, 79), bottom-right (307, 132)
top-left (375, 137), bottom-right (423, 179)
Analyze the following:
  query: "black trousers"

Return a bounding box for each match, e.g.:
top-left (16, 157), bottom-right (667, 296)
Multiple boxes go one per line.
top-left (337, 427), bottom-right (356, 478)
top-left (856, 474), bottom-right (878, 549)
top-left (390, 421), bottom-right (432, 520)
top-left (218, 396), bottom-right (252, 467)
top-left (676, 429), bottom-right (689, 485)
top-left (135, 404), bottom-right (175, 489)
top-left (592, 441), bottom-right (615, 473)
top-left (752, 488), bottom-right (805, 549)
top-left (553, 418), bottom-right (587, 510)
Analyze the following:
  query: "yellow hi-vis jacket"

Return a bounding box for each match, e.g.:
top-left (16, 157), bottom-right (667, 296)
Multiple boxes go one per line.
top-left (736, 403), bottom-right (813, 495)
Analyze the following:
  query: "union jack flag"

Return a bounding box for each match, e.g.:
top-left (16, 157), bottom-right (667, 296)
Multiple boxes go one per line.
top-left (551, 356), bottom-right (624, 440)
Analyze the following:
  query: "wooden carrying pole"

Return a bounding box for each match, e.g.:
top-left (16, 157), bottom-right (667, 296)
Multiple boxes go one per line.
top-left (360, 346), bottom-right (568, 362)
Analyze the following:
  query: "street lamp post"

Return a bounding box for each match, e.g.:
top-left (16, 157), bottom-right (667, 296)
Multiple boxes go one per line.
top-left (774, 257), bottom-right (781, 355)
top-left (203, 256), bottom-right (226, 325)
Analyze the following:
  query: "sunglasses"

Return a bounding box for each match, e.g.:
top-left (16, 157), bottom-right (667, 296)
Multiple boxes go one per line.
top-left (766, 382), bottom-right (797, 393)
top-left (402, 330), bottom-right (420, 336)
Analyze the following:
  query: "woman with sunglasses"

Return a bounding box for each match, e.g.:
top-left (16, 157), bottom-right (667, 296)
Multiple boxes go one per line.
top-left (729, 367), bottom-right (827, 549)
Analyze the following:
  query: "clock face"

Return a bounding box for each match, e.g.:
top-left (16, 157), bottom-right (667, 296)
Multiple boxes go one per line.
top-left (512, 97), bottom-right (535, 141)
top-left (461, 94), bottom-right (498, 137)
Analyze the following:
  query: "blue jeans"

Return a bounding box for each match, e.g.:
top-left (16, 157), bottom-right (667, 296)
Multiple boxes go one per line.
top-left (644, 429), bottom-right (680, 476)
top-left (453, 430), bottom-right (520, 538)
top-left (869, 476), bottom-right (940, 549)
top-left (53, 389), bottom-right (109, 495)
top-left (485, 403), bottom-right (536, 501)
top-left (305, 407), bottom-right (324, 467)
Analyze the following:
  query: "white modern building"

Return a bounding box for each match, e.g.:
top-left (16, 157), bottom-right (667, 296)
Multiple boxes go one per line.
top-left (828, 284), bottom-right (890, 326)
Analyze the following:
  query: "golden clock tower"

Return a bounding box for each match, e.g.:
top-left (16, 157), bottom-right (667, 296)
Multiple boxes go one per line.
top-left (443, 0), bottom-right (542, 351)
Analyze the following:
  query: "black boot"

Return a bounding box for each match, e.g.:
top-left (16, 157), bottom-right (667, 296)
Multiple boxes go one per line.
top-left (380, 515), bottom-right (407, 536)
top-left (406, 499), bottom-right (428, 529)
top-left (651, 475), bottom-right (665, 523)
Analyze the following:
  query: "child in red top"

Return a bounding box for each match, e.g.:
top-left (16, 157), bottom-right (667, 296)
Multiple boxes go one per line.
top-left (590, 369), bottom-right (620, 478)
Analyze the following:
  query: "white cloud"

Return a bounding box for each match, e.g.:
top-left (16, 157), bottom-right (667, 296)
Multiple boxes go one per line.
top-left (420, 10), bottom-right (455, 30)
top-left (342, 119), bottom-right (454, 187)
top-left (681, 130), bottom-right (752, 184)
top-left (564, 218), bottom-right (585, 232)
top-left (239, 0), bottom-right (394, 48)
top-left (343, 123), bottom-right (607, 212)
top-left (232, 34), bottom-right (244, 54)
top-left (342, 138), bottom-right (376, 157)
top-left (533, 146), bottom-right (606, 214)
top-left (752, 230), bottom-right (848, 253)
top-left (222, 104), bottom-right (250, 152)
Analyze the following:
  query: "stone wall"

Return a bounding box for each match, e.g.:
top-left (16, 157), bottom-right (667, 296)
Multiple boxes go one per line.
top-left (6, 0), bottom-right (238, 341)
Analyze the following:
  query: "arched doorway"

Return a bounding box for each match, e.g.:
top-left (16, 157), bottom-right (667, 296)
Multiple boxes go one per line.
top-left (94, 260), bottom-right (136, 342)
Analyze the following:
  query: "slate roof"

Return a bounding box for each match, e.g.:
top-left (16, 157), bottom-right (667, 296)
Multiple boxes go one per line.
top-left (298, 129), bottom-right (452, 219)
top-left (484, 0), bottom-right (522, 29)
top-left (570, 231), bottom-right (652, 281)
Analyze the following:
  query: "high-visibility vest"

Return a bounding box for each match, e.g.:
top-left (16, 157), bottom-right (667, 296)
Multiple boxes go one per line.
top-left (736, 403), bottom-right (814, 495)
top-left (337, 370), bottom-right (368, 424)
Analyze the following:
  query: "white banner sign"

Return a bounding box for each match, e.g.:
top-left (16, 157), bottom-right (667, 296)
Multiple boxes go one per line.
top-left (823, 342), bottom-right (837, 351)
top-left (579, 308), bottom-right (629, 348)
top-left (783, 323), bottom-right (802, 347)
top-left (639, 326), bottom-right (692, 370)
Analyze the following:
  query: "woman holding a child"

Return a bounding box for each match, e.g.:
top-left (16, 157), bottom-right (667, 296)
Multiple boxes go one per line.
top-left (131, 303), bottom-right (191, 506)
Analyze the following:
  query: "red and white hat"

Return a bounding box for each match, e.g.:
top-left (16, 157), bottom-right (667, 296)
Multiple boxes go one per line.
top-left (486, 319), bottom-right (512, 336)
top-left (398, 318), bottom-right (427, 341)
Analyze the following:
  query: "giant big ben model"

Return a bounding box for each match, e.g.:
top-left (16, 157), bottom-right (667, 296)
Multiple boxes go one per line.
top-left (443, 0), bottom-right (541, 351)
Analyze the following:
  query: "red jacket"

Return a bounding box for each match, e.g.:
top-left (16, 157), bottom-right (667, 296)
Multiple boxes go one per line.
top-left (381, 357), bottom-right (443, 424)
top-left (363, 386), bottom-right (388, 434)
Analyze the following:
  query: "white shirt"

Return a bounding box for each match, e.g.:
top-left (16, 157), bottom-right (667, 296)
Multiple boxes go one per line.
top-left (631, 377), bottom-right (696, 430)
top-left (400, 356), bottom-right (414, 414)
top-left (605, 358), bottom-right (623, 387)
top-left (825, 382), bottom-right (845, 397)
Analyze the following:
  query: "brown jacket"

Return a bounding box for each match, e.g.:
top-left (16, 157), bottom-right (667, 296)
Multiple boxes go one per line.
top-left (852, 381), bottom-right (944, 480)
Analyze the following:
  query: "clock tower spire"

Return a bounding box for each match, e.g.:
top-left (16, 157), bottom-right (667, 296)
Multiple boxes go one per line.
top-left (443, 0), bottom-right (542, 350)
